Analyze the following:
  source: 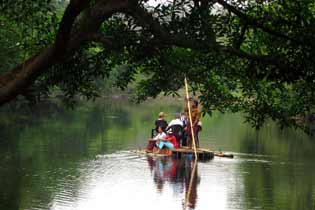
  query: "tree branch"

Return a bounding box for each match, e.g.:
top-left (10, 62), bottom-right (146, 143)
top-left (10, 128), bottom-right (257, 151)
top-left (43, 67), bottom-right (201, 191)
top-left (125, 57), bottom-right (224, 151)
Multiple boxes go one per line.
top-left (216, 0), bottom-right (301, 45)
top-left (128, 4), bottom-right (289, 70)
top-left (235, 24), bottom-right (247, 49)
top-left (0, 0), bottom-right (131, 105)
top-left (128, 5), bottom-right (217, 50)
top-left (55, 0), bottom-right (91, 57)
top-left (85, 33), bottom-right (116, 49)
top-left (222, 46), bottom-right (285, 68)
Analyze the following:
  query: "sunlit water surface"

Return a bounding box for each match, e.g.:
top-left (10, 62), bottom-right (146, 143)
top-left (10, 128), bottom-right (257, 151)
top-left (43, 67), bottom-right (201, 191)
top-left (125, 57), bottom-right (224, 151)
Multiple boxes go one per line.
top-left (0, 99), bottom-right (314, 210)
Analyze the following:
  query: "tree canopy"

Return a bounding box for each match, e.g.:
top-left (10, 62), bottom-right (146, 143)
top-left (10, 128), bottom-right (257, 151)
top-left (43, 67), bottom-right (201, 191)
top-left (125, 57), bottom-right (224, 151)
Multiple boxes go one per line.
top-left (1, 0), bottom-right (315, 133)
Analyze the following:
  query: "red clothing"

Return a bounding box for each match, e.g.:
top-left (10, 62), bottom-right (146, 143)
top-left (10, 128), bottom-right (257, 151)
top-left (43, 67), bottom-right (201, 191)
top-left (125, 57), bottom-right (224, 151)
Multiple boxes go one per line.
top-left (165, 134), bottom-right (179, 148)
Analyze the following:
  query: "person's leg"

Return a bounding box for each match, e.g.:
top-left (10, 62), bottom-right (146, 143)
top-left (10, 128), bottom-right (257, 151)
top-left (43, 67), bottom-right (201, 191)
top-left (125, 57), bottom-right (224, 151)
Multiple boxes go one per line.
top-left (182, 131), bottom-right (187, 146)
top-left (146, 140), bottom-right (156, 152)
top-left (175, 134), bottom-right (180, 147)
top-left (195, 134), bottom-right (199, 148)
top-left (188, 126), bottom-right (199, 148)
top-left (197, 125), bottom-right (202, 147)
top-left (195, 127), bottom-right (199, 148)
top-left (187, 135), bottom-right (192, 148)
top-left (157, 141), bottom-right (166, 149)
top-left (164, 142), bottom-right (174, 150)
top-left (186, 126), bottom-right (192, 148)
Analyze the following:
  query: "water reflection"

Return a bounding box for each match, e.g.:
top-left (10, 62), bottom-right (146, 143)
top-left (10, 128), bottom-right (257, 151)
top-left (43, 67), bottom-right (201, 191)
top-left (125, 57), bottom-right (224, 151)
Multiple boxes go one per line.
top-left (147, 156), bottom-right (200, 209)
top-left (1, 99), bottom-right (315, 210)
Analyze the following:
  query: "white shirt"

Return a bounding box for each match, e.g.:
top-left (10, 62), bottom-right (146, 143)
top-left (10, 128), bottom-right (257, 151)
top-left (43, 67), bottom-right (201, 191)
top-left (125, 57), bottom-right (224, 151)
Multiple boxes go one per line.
top-left (168, 118), bottom-right (183, 127)
top-left (153, 132), bottom-right (166, 140)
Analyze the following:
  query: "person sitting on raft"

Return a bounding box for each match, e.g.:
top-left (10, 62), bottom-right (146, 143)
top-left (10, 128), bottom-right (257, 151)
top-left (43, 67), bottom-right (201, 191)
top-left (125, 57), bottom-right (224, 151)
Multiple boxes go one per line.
top-left (155, 129), bottom-right (179, 152)
top-left (152, 126), bottom-right (167, 141)
top-left (146, 126), bottom-right (167, 153)
top-left (155, 112), bottom-right (168, 132)
top-left (166, 113), bottom-right (184, 146)
top-left (167, 113), bottom-right (184, 128)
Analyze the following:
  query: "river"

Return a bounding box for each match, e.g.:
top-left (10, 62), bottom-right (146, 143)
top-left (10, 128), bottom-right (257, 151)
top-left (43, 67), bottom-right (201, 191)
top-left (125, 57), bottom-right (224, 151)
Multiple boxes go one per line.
top-left (0, 98), bottom-right (314, 210)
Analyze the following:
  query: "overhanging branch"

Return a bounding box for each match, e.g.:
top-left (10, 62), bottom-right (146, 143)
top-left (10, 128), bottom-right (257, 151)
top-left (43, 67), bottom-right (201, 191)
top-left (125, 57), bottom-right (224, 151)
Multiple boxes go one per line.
top-left (128, 5), bottom-right (217, 50)
top-left (129, 4), bottom-right (289, 70)
top-left (55, 0), bottom-right (91, 57)
top-left (0, 0), bottom-right (131, 105)
top-left (216, 0), bottom-right (301, 45)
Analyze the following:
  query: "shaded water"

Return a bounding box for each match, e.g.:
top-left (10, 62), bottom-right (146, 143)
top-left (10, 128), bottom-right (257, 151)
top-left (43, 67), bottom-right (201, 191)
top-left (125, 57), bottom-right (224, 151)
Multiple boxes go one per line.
top-left (0, 98), bottom-right (315, 210)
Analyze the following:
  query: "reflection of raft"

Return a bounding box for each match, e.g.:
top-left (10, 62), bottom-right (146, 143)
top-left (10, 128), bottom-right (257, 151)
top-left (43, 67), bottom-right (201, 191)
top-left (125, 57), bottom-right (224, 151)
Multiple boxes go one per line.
top-left (142, 146), bottom-right (233, 161)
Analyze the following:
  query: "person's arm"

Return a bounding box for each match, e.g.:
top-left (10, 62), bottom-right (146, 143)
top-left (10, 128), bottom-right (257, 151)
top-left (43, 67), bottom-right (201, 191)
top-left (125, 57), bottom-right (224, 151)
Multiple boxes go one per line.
top-left (163, 135), bottom-right (171, 142)
top-left (184, 100), bottom-right (189, 113)
top-left (153, 133), bottom-right (160, 140)
top-left (192, 109), bottom-right (201, 127)
top-left (164, 120), bottom-right (168, 129)
top-left (154, 132), bottom-right (166, 141)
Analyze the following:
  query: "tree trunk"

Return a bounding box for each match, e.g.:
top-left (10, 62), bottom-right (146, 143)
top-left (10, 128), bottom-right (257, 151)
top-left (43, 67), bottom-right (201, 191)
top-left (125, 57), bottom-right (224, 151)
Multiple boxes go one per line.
top-left (0, 0), bottom-right (130, 105)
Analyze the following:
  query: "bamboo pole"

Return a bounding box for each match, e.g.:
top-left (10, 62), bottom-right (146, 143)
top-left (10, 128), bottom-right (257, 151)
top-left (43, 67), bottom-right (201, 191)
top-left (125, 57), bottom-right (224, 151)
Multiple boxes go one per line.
top-left (184, 158), bottom-right (198, 210)
top-left (184, 77), bottom-right (198, 159)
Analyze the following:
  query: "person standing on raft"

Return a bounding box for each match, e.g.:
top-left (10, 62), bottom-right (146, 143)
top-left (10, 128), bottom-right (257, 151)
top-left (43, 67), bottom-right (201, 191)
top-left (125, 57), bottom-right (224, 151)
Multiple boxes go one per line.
top-left (184, 97), bottom-right (201, 148)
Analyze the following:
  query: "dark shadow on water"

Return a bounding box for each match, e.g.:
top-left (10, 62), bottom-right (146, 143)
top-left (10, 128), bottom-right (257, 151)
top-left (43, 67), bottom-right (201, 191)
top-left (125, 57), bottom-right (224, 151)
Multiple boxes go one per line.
top-left (146, 156), bottom-right (200, 209)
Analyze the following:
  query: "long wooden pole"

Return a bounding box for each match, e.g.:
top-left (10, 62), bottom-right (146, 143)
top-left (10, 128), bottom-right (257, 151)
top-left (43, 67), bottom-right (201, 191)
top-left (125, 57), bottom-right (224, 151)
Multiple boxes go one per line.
top-left (184, 158), bottom-right (198, 210)
top-left (184, 77), bottom-right (199, 210)
top-left (184, 77), bottom-right (198, 159)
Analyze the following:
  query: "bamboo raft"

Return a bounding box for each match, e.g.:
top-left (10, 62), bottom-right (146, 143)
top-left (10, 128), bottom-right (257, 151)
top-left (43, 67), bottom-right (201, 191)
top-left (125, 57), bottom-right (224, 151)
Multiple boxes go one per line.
top-left (172, 147), bottom-right (214, 160)
top-left (136, 146), bottom-right (233, 161)
top-left (139, 78), bottom-right (234, 161)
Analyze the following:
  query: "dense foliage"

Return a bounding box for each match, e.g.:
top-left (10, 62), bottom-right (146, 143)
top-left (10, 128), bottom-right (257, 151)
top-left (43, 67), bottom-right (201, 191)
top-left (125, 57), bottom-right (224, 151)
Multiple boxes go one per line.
top-left (0, 0), bottom-right (61, 69)
top-left (1, 0), bottom-right (315, 133)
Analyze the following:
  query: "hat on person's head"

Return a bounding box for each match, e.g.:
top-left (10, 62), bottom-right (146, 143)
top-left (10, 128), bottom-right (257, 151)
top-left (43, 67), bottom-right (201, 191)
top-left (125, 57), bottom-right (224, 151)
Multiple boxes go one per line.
top-left (158, 112), bottom-right (165, 118)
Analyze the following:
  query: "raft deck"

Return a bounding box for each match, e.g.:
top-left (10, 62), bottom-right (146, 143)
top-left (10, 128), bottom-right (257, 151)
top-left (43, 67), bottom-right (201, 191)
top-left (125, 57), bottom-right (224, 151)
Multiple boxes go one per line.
top-left (135, 147), bottom-right (233, 161)
top-left (171, 147), bottom-right (215, 160)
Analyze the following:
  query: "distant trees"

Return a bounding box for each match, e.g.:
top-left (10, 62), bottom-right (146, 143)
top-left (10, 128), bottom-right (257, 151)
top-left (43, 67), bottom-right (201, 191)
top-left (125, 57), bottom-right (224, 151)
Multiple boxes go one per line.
top-left (1, 0), bottom-right (315, 132)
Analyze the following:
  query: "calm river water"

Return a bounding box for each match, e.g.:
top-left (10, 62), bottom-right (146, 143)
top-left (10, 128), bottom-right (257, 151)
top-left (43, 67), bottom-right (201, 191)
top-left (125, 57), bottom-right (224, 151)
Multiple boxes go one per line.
top-left (0, 98), bottom-right (315, 210)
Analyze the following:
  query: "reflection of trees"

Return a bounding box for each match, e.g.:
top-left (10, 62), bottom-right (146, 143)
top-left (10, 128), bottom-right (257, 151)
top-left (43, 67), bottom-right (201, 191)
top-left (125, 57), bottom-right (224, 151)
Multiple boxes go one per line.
top-left (0, 98), bottom-right (184, 210)
top-left (0, 140), bottom-right (21, 210)
top-left (240, 161), bottom-right (315, 210)
top-left (240, 132), bottom-right (265, 155)
top-left (85, 101), bottom-right (132, 134)
top-left (239, 124), bottom-right (315, 159)
top-left (146, 156), bottom-right (200, 209)
top-left (0, 100), bottom-right (135, 210)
